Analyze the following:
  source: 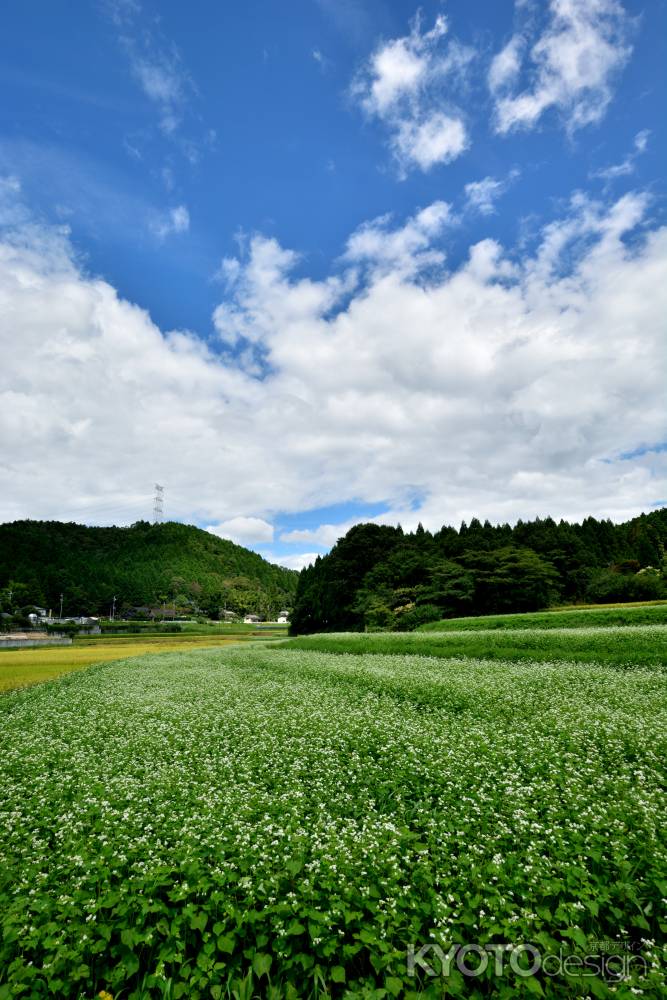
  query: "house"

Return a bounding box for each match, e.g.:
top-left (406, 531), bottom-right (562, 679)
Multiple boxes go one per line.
top-left (243, 614), bottom-right (261, 624)
top-left (27, 607), bottom-right (48, 625)
top-left (277, 610), bottom-right (290, 623)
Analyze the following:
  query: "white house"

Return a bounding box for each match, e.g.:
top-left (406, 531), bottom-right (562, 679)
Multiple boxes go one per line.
top-left (243, 614), bottom-right (261, 624)
top-left (277, 610), bottom-right (290, 624)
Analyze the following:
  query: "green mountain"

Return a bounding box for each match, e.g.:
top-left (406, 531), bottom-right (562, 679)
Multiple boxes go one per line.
top-left (0, 520), bottom-right (297, 618)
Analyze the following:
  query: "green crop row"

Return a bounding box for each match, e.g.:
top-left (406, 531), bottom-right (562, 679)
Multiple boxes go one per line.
top-left (280, 624), bottom-right (667, 668)
top-left (419, 603), bottom-right (667, 631)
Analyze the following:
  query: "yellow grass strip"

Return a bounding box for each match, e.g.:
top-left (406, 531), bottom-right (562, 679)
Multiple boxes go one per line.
top-left (0, 636), bottom-right (242, 693)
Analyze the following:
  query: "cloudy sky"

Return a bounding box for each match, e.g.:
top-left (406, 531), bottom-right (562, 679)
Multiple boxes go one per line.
top-left (1, 0), bottom-right (665, 568)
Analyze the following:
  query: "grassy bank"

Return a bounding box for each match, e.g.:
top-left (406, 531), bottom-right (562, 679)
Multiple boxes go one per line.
top-left (419, 602), bottom-right (667, 631)
top-left (280, 624), bottom-right (667, 668)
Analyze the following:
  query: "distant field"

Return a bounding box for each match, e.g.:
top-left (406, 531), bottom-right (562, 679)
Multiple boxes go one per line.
top-left (99, 622), bottom-right (287, 636)
top-left (0, 634), bottom-right (251, 692)
top-left (280, 624), bottom-right (667, 667)
top-left (420, 602), bottom-right (667, 631)
top-left (80, 628), bottom-right (287, 644)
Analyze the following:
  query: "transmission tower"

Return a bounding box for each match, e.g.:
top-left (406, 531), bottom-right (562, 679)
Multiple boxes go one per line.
top-left (153, 484), bottom-right (164, 524)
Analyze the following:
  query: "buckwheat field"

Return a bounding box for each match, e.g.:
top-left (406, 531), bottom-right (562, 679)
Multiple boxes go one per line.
top-left (1, 628), bottom-right (666, 998)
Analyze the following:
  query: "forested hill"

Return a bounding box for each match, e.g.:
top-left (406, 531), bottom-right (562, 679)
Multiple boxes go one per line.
top-left (291, 508), bottom-right (667, 634)
top-left (0, 520), bottom-right (297, 618)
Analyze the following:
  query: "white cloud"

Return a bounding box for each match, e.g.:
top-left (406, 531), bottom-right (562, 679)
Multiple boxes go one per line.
top-left (312, 49), bottom-right (331, 72)
top-left (491, 0), bottom-right (633, 134)
top-left (151, 204), bottom-right (190, 240)
top-left (352, 14), bottom-right (472, 174)
top-left (343, 200), bottom-right (451, 275)
top-left (464, 171), bottom-right (519, 215)
top-left (103, 1), bottom-right (199, 142)
top-left (206, 517), bottom-right (274, 545)
top-left (591, 129), bottom-right (650, 181)
top-left (488, 36), bottom-right (523, 94)
top-left (269, 552), bottom-right (320, 571)
top-left (280, 523), bottom-right (352, 547)
top-left (0, 175), bottom-right (21, 196)
top-left (0, 179), bottom-right (665, 538)
top-left (393, 113), bottom-right (467, 172)
top-left (128, 53), bottom-right (192, 136)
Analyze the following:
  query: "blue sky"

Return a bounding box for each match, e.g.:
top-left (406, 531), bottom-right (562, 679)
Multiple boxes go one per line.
top-left (1, 0), bottom-right (666, 567)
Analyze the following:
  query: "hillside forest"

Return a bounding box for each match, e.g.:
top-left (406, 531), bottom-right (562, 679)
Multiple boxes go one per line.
top-left (0, 520), bottom-right (297, 621)
top-left (290, 507), bottom-right (667, 633)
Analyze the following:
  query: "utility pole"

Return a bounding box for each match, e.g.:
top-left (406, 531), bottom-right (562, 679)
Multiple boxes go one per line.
top-left (110, 595), bottom-right (116, 621)
top-left (59, 593), bottom-right (64, 619)
top-left (153, 484), bottom-right (164, 524)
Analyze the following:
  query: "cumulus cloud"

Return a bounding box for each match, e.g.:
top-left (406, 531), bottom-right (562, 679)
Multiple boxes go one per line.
top-left (206, 517), bottom-right (274, 545)
top-left (490, 0), bottom-right (633, 134)
top-left (352, 13), bottom-right (473, 174)
top-left (280, 523), bottom-right (354, 548)
top-left (269, 552), bottom-right (320, 571)
top-left (0, 178), bottom-right (665, 547)
top-left (343, 201), bottom-right (451, 275)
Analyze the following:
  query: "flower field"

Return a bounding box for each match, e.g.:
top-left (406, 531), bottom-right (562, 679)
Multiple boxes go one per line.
top-left (1, 634), bottom-right (666, 998)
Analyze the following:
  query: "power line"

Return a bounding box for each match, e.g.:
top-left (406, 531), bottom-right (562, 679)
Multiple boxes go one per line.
top-left (153, 485), bottom-right (164, 524)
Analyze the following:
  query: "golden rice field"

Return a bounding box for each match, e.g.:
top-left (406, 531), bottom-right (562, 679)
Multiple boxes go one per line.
top-left (0, 634), bottom-right (249, 692)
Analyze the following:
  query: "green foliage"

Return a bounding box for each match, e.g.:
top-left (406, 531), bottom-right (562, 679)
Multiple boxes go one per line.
top-left (393, 603), bottom-right (442, 631)
top-left (415, 559), bottom-right (475, 614)
top-left (0, 520), bottom-right (297, 618)
top-left (291, 509), bottom-right (667, 634)
top-left (45, 621), bottom-right (79, 638)
top-left (0, 641), bottom-right (665, 996)
top-left (586, 568), bottom-right (665, 603)
top-left (459, 546), bottom-right (560, 614)
top-left (421, 603), bottom-right (667, 631)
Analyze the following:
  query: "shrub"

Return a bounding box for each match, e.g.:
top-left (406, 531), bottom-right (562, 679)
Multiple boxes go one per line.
top-left (586, 569), bottom-right (665, 603)
top-left (393, 603), bottom-right (442, 631)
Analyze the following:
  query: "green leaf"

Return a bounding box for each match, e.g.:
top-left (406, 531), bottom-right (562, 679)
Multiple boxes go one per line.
top-left (253, 952), bottom-right (272, 978)
top-left (122, 949), bottom-right (140, 977)
top-left (217, 934), bottom-right (235, 954)
top-left (330, 966), bottom-right (346, 983)
top-left (190, 911), bottom-right (208, 932)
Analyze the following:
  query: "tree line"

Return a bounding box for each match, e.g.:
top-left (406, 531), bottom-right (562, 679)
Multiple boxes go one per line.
top-left (290, 508), bottom-right (667, 634)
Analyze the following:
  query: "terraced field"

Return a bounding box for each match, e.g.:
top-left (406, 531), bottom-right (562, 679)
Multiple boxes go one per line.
top-left (281, 624), bottom-right (667, 667)
top-left (0, 611), bottom-right (665, 998)
top-left (420, 603), bottom-right (667, 631)
top-left (0, 629), bottom-right (286, 693)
